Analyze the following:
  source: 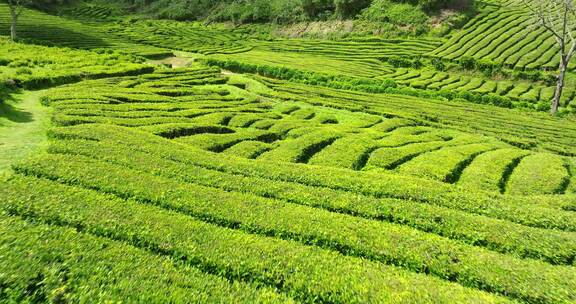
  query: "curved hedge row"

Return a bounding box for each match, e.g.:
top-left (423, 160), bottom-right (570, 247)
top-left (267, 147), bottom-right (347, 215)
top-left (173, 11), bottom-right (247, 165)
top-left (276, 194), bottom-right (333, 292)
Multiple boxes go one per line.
top-left (204, 58), bottom-right (522, 110)
top-left (1, 175), bottom-right (513, 304)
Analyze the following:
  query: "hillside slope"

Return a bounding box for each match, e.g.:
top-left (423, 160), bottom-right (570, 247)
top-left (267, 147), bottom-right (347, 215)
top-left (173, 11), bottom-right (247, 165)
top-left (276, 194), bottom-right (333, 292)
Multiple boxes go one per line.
top-left (1, 2), bottom-right (576, 303)
top-left (50, 0), bottom-right (475, 38)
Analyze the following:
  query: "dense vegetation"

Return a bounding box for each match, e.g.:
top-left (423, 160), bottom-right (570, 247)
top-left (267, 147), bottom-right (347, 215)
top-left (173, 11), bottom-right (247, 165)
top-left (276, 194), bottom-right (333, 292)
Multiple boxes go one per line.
top-left (121, 0), bottom-right (470, 22)
top-left (16, 0), bottom-right (473, 38)
top-left (1, 0), bottom-right (576, 302)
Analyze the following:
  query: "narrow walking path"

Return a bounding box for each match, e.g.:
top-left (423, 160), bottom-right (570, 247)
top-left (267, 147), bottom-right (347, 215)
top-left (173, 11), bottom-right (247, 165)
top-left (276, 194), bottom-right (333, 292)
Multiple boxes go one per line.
top-left (147, 51), bottom-right (201, 68)
top-left (0, 90), bottom-right (51, 179)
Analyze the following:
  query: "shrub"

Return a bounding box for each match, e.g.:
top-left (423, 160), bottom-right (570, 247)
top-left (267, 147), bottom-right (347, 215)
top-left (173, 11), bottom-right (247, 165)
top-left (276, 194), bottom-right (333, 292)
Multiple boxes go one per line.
top-left (507, 153), bottom-right (570, 195)
top-left (412, 57), bottom-right (424, 69)
top-left (387, 55), bottom-right (424, 69)
top-left (8, 59), bottom-right (32, 68)
top-left (12, 149), bottom-right (576, 303)
top-left (301, 0), bottom-right (334, 18)
top-left (386, 3), bottom-right (428, 26)
top-left (431, 58), bottom-right (445, 71)
top-left (476, 60), bottom-right (502, 77)
top-left (0, 213), bottom-right (289, 303)
top-left (536, 101), bottom-right (550, 112)
top-left (387, 56), bottom-right (413, 68)
top-left (203, 58), bottom-right (397, 93)
top-left (459, 56), bottom-right (476, 70)
top-left (334, 0), bottom-right (371, 18)
top-left (15, 68), bottom-right (33, 75)
top-left (360, 0), bottom-right (427, 27)
top-left (5, 166), bottom-right (516, 304)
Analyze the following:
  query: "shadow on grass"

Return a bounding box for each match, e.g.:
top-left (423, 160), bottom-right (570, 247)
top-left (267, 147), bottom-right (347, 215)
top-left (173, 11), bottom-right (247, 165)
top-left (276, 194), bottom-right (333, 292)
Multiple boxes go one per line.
top-left (1, 24), bottom-right (111, 49)
top-left (0, 101), bottom-right (34, 124)
top-left (1, 87), bottom-right (34, 123)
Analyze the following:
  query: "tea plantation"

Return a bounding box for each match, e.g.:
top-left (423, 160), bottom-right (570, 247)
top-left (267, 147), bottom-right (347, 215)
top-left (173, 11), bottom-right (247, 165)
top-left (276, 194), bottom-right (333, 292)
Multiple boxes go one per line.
top-left (1, 0), bottom-right (576, 303)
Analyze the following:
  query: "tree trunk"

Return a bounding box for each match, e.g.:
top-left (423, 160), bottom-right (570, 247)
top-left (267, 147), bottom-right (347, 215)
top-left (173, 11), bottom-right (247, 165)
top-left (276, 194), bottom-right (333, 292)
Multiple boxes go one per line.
top-left (551, 60), bottom-right (567, 115)
top-left (10, 7), bottom-right (17, 41)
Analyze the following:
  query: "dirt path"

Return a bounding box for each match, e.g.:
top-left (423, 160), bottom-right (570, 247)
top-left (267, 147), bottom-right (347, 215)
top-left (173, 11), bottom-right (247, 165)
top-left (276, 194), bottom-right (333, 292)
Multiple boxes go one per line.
top-left (0, 90), bottom-right (51, 179)
top-left (148, 56), bottom-right (194, 68)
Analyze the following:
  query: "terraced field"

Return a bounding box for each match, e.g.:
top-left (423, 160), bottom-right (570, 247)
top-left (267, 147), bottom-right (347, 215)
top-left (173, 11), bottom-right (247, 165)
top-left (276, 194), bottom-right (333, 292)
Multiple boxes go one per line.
top-left (3, 64), bottom-right (576, 303)
top-left (2, 1), bottom-right (576, 302)
top-left (102, 9), bottom-right (576, 110)
top-left (266, 79), bottom-right (576, 156)
top-left (41, 67), bottom-right (576, 193)
top-left (5, 1), bottom-right (575, 110)
top-left (0, 3), bottom-right (169, 57)
top-left (107, 19), bottom-right (439, 78)
top-left (0, 37), bottom-right (152, 89)
top-left (384, 68), bottom-right (576, 107)
top-left (429, 0), bottom-right (574, 71)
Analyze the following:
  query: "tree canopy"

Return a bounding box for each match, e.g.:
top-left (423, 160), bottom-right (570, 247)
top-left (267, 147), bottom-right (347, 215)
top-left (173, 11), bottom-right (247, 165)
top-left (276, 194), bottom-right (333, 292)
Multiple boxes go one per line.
top-left (117, 0), bottom-right (472, 23)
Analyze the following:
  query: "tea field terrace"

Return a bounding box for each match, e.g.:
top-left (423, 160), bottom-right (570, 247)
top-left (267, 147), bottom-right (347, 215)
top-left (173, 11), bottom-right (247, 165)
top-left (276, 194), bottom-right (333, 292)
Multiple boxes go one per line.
top-left (1, 3), bottom-right (576, 303)
top-left (2, 65), bottom-right (576, 302)
top-left (5, 1), bottom-right (576, 112)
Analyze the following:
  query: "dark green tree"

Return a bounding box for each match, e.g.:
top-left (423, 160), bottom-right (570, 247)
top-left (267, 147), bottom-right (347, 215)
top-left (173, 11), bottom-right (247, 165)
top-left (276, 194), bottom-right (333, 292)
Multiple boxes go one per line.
top-left (334, 0), bottom-right (371, 18)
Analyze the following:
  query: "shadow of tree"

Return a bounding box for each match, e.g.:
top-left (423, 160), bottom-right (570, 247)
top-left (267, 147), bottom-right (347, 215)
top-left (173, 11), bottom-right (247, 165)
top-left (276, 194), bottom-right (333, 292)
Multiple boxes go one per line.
top-left (0, 101), bottom-right (34, 123)
top-left (0, 23), bottom-right (111, 49)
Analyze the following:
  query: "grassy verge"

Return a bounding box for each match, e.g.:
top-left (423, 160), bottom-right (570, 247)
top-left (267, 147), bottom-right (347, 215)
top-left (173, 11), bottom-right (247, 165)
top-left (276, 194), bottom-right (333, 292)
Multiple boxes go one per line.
top-left (0, 90), bottom-right (51, 178)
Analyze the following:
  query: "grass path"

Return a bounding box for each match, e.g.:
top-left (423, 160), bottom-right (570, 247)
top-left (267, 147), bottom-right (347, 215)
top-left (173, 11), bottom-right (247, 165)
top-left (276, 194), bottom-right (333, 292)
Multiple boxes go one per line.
top-left (147, 51), bottom-right (203, 68)
top-left (0, 90), bottom-right (51, 179)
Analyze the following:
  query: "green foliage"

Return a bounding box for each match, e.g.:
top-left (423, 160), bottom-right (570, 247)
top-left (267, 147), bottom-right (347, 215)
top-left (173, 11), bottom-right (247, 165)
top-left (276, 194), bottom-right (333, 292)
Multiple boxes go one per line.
top-left (459, 56), bottom-right (476, 70)
top-left (3, 4), bottom-right (576, 302)
top-left (413, 0), bottom-right (472, 10)
top-left (177, 129), bottom-right (279, 152)
top-left (387, 55), bottom-right (415, 68)
top-left (143, 0), bottom-right (216, 21)
top-left (457, 148), bottom-right (531, 193)
top-left (0, 80), bottom-right (13, 102)
top-left (7, 0), bottom-right (71, 12)
top-left (386, 3), bottom-right (428, 26)
top-left (46, 127), bottom-right (576, 266)
top-left (223, 140), bottom-right (272, 158)
top-left (507, 153), bottom-right (571, 195)
top-left (301, 0), bottom-right (333, 18)
top-left (0, 3), bottom-right (170, 57)
top-left (358, 0), bottom-right (429, 34)
top-left (397, 142), bottom-right (503, 182)
top-left (45, 121), bottom-right (576, 232)
top-left (431, 58), bottom-right (445, 71)
top-left (76, 0), bottom-right (470, 29)
top-left (430, 1), bottom-right (573, 72)
top-left (334, 0), bottom-right (371, 18)
top-left (203, 58), bottom-right (398, 93)
top-left (3, 172), bottom-right (515, 303)
top-left (0, 38), bottom-right (152, 90)
top-left (259, 130), bottom-right (341, 163)
top-left (0, 212), bottom-right (287, 303)
top-left (475, 59), bottom-right (502, 77)
top-left (11, 151), bottom-right (576, 303)
top-left (208, 0), bottom-right (306, 24)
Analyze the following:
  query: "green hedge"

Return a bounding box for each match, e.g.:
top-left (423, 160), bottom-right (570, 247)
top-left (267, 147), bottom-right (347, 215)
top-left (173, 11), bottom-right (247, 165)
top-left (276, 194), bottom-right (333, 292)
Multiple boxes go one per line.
top-left (0, 213), bottom-right (288, 303)
top-left (45, 125), bottom-right (576, 264)
top-left (205, 58), bottom-right (516, 109)
top-left (397, 143), bottom-right (502, 182)
top-left (507, 153), bottom-right (571, 195)
top-left (1, 175), bottom-right (510, 303)
top-left (457, 148), bottom-right (532, 193)
top-left (46, 125), bottom-right (576, 232)
top-left (258, 130), bottom-right (341, 163)
top-left (203, 58), bottom-right (398, 93)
